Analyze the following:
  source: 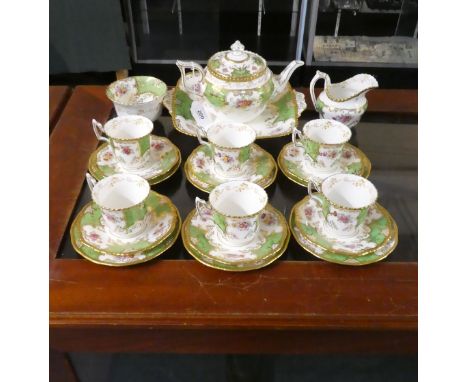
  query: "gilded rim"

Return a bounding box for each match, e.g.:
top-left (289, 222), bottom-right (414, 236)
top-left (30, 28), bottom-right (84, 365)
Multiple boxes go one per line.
top-left (87, 136), bottom-right (181, 186)
top-left (289, 196), bottom-right (397, 257)
top-left (320, 175), bottom-right (378, 212)
top-left (168, 81), bottom-right (300, 140)
top-left (184, 143), bottom-right (278, 193)
top-left (105, 131), bottom-right (152, 143)
top-left (106, 76), bottom-right (167, 106)
top-left (73, 192), bottom-right (179, 256)
top-left (71, 212), bottom-right (181, 267)
top-left (290, 212), bottom-right (398, 266)
top-left (207, 182), bottom-right (268, 219)
top-left (277, 142), bottom-right (372, 188)
top-left (182, 206), bottom-right (290, 272)
top-left (207, 57), bottom-right (267, 82)
top-left (325, 86), bottom-right (378, 103)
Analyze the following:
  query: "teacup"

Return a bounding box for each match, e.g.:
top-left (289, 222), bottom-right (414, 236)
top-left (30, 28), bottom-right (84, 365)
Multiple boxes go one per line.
top-left (195, 180), bottom-right (268, 247)
top-left (86, 173), bottom-right (151, 239)
top-left (308, 174), bottom-right (378, 238)
top-left (196, 122), bottom-right (256, 178)
top-left (292, 119), bottom-right (351, 171)
top-left (106, 76), bottom-right (167, 121)
top-left (92, 115), bottom-right (153, 171)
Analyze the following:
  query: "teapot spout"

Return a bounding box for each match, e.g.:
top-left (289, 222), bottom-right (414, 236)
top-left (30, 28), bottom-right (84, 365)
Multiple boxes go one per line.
top-left (274, 60), bottom-right (304, 96)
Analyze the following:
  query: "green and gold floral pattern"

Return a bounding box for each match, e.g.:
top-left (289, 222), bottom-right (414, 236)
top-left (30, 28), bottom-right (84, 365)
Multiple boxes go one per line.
top-left (278, 142), bottom-right (371, 188)
top-left (166, 85), bottom-right (306, 139)
top-left (71, 199), bottom-right (181, 267)
top-left (76, 191), bottom-right (179, 255)
top-left (88, 135), bottom-right (181, 185)
top-left (182, 204), bottom-right (290, 271)
top-left (289, 195), bottom-right (398, 265)
top-left (185, 144), bottom-right (277, 192)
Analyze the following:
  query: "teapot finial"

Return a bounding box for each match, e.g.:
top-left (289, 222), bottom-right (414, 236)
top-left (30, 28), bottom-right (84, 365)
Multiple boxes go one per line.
top-left (231, 40), bottom-right (245, 51)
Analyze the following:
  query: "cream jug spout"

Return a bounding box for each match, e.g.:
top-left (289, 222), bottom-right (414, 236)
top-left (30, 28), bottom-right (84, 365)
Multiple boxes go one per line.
top-left (175, 60), bottom-right (205, 96)
top-left (274, 60), bottom-right (304, 96)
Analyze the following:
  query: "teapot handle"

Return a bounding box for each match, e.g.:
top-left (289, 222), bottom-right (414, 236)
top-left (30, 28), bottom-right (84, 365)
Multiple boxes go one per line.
top-left (309, 70), bottom-right (329, 109)
top-left (176, 60), bottom-right (205, 96)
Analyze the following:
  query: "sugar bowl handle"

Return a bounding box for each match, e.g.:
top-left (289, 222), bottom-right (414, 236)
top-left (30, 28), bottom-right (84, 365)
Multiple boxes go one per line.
top-left (92, 119), bottom-right (110, 143)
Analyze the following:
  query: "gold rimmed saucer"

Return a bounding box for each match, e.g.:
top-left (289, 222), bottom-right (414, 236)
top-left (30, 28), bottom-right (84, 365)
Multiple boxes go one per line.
top-left (88, 135), bottom-right (181, 185)
top-left (184, 144), bottom-right (277, 193)
top-left (278, 142), bottom-right (371, 188)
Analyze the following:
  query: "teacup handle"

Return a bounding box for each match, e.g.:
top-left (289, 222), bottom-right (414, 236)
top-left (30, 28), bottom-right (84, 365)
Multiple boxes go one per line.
top-left (307, 178), bottom-right (322, 195)
top-left (309, 70), bottom-right (329, 109)
top-left (92, 119), bottom-right (110, 143)
top-left (195, 126), bottom-right (214, 157)
top-left (85, 173), bottom-right (97, 192)
top-left (195, 196), bottom-right (211, 216)
top-left (292, 127), bottom-right (303, 147)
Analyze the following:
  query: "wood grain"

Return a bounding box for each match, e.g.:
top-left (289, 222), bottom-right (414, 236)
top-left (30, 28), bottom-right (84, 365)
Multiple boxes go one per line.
top-left (50, 260), bottom-right (416, 330)
top-left (49, 86), bottom-right (72, 133)
top-left (49, 86), bottom-right (112, 261)
top-left (303, 88), bottom-right (417, 114)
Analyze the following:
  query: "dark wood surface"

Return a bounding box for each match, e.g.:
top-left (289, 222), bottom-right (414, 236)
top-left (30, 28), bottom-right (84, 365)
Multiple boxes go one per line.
top-left (49, 86), bottom-right (72, 133)
top-left (49, 86), bottom-right (417, 355)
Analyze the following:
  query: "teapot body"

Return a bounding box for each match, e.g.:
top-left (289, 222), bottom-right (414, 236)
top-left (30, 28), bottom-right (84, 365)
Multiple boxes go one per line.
top-left (203, 69), bottom-right (274, 123)
top-left (176, 41), bottom-right (303, 123)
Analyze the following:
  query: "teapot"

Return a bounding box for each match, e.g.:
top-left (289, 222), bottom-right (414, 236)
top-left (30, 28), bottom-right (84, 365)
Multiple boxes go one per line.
top-left (176, 41), bottom-right (304, 123)
top-left (310, 70), bottom-right (378, 128)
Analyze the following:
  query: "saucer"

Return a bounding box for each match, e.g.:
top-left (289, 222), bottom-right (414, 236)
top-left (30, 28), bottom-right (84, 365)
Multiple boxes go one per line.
top-left (182, 204), bottom-right (290, 271)
top-left (88, 135), bottom-right (181, 185)
top-left (290, 194), bottom-right (398, 265)
top-left (278, 142), bottom-right (371, 188)
top-left (163, 82), bottom-right (307, 139)
top-left (70, 193), bottom-right (181, 266)
top-left (74, 191), bottom-right (179, 255)
top-left (71, 218), bottom-right (181, 267)
top-left (184, 143), bottom-right (277, 192)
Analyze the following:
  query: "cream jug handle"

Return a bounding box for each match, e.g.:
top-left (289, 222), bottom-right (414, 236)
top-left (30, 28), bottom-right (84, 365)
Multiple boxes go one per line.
top-left (92, 119), bottom-right (110, 143)
top-left (292, 127), bottom-right (303, 147)
top-left (85, 173), bottom-right (97, 192)
top-left (176, 60), bottom-right (205, 96)
top-left (309, 70), bottom-right (329, 109)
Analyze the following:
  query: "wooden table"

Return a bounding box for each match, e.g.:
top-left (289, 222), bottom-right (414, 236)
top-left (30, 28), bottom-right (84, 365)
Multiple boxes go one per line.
top-left (49, 86), bottom-right (417, 381)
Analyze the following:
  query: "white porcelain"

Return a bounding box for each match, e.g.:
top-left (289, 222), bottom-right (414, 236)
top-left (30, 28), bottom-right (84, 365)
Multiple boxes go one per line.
top-left (176, 40), bottom-right (303, 123)
top-left (106, 76), bottom-right (167, 121)
top-left (92, 115), bottom-right (153, 171)
top-left (196, 122), bottom-right (256, 178)
top-left (292, 119), bottom-right (351, 171)
top-left (308, 174), bottom-right (378, 238)
top-left (86, 173), bottom-right (151, 239)
top-left (195, 180), bottom-right (268, 247)
top-left (310, 71), bottom-right (378, 128)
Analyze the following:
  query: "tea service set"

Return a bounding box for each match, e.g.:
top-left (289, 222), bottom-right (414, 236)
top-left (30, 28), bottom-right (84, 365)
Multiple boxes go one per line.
top-left (70, 40), bottom-right (397, 269)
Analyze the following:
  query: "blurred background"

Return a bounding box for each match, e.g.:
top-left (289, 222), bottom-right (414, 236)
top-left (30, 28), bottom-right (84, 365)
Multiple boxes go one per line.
top-left (50, 0), bottom-right (417, 88)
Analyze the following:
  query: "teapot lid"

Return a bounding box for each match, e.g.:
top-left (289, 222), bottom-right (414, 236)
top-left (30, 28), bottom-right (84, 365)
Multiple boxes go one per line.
top-left (207, 41), bottom-right (267, 82)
